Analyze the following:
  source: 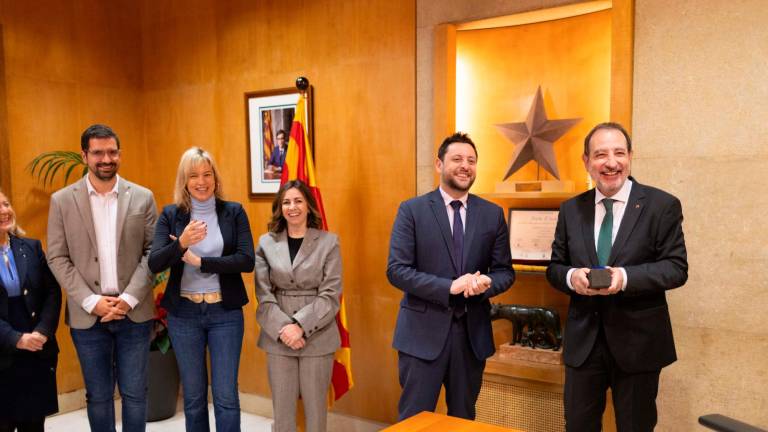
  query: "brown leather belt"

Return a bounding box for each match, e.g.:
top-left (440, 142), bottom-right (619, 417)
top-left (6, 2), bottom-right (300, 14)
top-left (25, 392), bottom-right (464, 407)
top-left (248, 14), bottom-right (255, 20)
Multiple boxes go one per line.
top-left (180, 292), bottom-right (222, 304)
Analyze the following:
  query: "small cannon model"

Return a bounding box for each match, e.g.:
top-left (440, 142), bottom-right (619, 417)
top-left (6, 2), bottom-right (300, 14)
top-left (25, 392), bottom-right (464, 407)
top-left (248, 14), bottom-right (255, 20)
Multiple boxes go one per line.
top-left (490, 304), bottom-right (562, 351)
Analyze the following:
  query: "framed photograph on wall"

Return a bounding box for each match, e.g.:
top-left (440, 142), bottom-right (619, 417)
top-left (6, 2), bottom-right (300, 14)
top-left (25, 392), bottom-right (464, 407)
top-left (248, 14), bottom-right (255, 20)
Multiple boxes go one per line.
top-left (245, 86), bottom-right (313, 197)
top-left (508, 208), bottom-right (559, 265)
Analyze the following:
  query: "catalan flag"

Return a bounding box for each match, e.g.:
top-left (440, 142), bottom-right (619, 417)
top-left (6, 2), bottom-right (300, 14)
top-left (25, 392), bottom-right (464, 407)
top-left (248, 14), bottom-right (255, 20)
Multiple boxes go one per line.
top-left (280, 91), bottom-right (353, 404)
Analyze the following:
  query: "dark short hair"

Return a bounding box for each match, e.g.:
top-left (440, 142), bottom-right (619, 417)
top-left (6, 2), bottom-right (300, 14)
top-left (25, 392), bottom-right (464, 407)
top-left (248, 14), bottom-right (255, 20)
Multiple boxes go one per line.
top-left (268, 180), bottom-right (323, 233)
top-left (276, 129), bottom-right (287, 139)
top-left (81, 124), bottom-right (120, 152)
top-left (437, 132), bottom-right (477, 161)
top-left (583, 122), bottom-right (632, 156)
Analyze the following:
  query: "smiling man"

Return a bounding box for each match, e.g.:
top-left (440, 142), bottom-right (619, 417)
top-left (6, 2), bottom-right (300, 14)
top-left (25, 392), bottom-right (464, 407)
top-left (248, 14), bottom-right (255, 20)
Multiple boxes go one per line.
top-left (546, 122), bottom-right (688, 432)
top-left (387, 132), bottom-right (515, 420)
top-left (47, 124), bottom-right (157, 432)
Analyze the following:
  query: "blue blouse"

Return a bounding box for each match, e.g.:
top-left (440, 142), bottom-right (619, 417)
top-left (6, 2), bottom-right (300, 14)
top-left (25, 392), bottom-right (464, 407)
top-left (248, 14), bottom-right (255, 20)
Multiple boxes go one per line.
top-left (0, 244), bottom-right (21, 297)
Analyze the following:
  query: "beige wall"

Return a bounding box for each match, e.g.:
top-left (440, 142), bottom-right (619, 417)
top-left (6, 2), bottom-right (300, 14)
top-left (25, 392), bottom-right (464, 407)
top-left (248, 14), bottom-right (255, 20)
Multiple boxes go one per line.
top-left (633, 0), bottom-right (768, 429)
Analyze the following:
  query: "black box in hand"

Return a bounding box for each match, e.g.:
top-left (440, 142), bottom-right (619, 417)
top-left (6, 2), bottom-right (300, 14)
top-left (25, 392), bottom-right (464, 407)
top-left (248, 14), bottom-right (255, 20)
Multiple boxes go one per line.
top-left (588, 268), bottom-right (612, 289)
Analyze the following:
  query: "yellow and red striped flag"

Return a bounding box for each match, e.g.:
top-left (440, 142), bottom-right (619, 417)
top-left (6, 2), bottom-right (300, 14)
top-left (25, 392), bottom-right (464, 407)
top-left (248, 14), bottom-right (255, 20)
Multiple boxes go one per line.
top-left (280, 92), bottom-right (353, 404)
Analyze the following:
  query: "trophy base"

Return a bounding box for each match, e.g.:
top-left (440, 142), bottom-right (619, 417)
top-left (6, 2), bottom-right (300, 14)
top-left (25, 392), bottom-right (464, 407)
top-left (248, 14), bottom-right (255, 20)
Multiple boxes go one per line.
top-left (498, 343), bottom-right (563, 365)
top-left (495, 180), bottom-right (574, 193)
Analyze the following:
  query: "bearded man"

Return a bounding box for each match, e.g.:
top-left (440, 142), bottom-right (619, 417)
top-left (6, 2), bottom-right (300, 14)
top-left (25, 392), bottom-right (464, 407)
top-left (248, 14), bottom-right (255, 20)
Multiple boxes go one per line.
top-left (386, 132), bottom-right (515, 420)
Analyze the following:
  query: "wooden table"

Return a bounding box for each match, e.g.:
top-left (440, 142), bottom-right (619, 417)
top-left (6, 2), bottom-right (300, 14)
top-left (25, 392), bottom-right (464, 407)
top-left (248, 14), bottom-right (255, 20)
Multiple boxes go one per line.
top-left (382, 411), bottom-right (524, 432)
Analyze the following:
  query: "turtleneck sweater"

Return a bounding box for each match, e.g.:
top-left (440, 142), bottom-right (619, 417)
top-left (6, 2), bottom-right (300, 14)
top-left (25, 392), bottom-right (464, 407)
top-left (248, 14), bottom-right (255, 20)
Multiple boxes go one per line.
top-left (180, 196), bottom-right (223, 294)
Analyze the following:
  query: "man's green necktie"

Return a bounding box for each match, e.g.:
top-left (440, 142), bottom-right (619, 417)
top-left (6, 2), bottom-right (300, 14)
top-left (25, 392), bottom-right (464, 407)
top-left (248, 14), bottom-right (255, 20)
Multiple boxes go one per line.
top-left (597, 198), bottom-right (615, 266)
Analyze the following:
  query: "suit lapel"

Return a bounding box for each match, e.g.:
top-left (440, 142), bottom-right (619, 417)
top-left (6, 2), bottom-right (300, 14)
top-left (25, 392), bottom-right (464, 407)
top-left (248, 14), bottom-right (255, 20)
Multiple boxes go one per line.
top-left (428, 190), bottom-right (459, 274)
top-left (273, 230), bottom-right (293, 273)
top-left (115, 180), bottom-right (132, 252)
top-left (292, 228), bottom-right (319, 270)
top-left (608, 181), bottom-right (646, 265)
top-left (72, 178), bottom-right (98, 252)
top-left (462, 195), bottom-right (478, 271)
top-left (9, 236), bottom-right (27, 287)
top-left (174, 206), bottom-right (191, 238)
top-left (579, 190), bottom-right (599, 266)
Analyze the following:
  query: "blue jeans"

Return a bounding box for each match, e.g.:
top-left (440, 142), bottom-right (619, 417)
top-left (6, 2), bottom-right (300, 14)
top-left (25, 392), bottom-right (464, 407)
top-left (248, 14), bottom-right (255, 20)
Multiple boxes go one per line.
top-left (70, 318), bottom-right (152, 432)
top-left (168, 299), bottom-right (244, 432)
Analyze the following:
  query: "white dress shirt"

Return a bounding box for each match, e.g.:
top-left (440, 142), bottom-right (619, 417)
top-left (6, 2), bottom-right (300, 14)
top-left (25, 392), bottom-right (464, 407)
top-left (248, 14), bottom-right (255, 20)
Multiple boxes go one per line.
top-left (82, 175), bottom-right (139, 313)
top-left (566, 179), bottom-right (632, 291)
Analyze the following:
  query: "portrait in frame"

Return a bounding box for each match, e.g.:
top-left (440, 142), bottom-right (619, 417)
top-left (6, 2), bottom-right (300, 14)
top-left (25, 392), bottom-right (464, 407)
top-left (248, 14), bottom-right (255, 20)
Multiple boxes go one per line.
top-left (245, 87), bottom-right (313, 196)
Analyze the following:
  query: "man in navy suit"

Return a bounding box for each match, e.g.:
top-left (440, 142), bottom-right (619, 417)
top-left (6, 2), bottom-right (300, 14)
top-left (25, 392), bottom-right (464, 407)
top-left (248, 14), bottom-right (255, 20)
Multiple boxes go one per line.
top-left (547, 122), bottom-right (688, 432)
top-left (387, 132), bottom-right (515, 420)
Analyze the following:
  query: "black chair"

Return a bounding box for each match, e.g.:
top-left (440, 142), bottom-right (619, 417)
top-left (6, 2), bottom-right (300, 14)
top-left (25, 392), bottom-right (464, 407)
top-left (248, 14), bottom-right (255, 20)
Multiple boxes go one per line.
top-left (699, 414), bottom-right (767, 432)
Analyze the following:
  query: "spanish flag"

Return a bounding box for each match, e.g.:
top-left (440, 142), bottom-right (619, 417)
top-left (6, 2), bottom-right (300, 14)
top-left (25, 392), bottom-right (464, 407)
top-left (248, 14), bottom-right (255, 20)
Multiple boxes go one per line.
top-left (280, 92), bottom-right (353, 404)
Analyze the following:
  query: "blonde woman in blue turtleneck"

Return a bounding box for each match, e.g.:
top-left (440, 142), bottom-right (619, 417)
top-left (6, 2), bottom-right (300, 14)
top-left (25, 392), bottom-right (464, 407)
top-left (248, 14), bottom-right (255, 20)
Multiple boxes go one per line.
top-left (149, 148), bottom-right (255, 432)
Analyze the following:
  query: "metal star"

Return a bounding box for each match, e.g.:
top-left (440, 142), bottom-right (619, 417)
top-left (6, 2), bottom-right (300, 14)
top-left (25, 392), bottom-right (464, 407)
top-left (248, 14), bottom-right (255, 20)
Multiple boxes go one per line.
top-left (495, 86), bottom-right (581, 180)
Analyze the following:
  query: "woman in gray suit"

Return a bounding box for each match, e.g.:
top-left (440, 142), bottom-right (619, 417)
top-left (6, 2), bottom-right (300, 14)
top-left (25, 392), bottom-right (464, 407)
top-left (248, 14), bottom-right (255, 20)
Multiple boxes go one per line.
top-left (255, 180), bottom-right (342, 432)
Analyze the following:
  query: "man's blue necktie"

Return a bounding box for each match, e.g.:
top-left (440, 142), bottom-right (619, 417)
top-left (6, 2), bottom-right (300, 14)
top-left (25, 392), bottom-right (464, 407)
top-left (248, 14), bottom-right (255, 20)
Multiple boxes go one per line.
top-left (597, 198), bottom-right (615, 266)
top-left (450, 200), bottom-right (464, 274)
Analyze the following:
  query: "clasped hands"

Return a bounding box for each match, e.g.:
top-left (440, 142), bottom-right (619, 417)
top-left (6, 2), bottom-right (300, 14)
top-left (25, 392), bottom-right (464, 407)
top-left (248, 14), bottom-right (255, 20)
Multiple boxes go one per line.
top-left (94, 296), bottom-right (132, 322)
top-left (450, 271), bottom-right (492, 298)
top-left (16, 331), bottom-right (48, 351)
top-left (170, 219), bottom-right (207, 268)
top-left (279, 323), bottom-right (305, 351)
top-left (569, 267), bottom-right (624, 296)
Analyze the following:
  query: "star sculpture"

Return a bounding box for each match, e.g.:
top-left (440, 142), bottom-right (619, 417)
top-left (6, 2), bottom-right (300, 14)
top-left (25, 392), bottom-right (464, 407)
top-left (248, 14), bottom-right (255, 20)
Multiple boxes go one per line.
top-left (495, 86), bottom-right (581, 181)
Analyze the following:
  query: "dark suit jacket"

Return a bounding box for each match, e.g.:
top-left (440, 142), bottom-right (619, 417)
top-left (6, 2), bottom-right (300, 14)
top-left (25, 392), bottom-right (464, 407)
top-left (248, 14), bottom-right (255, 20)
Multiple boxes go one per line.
top-left (148, 200), bottom-right (255, 314)
top-left (546, 178), bottom-right (688, 373)
top-left (0, 236), bottom-right (61, 370)
top-left (387, 189), bottom-right (515, 361)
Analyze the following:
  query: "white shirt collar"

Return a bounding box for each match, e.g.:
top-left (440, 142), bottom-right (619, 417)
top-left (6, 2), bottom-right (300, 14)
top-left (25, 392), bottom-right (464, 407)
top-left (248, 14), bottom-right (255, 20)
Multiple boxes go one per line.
top-left (86, 174), bottom-right (120, 196)
top-left (595, 178), bottom-right (632, 205)
top-left (438, 187), bottom-right (468, 208)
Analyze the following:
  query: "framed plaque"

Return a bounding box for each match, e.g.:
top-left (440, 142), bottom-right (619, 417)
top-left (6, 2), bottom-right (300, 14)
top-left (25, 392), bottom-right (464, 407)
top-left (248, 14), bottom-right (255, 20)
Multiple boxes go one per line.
top-left (508, 209), bottom-right (559, 265)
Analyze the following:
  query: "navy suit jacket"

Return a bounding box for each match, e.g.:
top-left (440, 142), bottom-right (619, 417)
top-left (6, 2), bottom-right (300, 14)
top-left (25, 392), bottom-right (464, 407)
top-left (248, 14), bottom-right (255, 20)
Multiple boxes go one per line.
top-left (546, 178), bottom-right (688, 372)
top-left (0, 236), bottom-right (61, 370)
top-left (148, 200), bottom-right (255, 314)
top-left (387, 189), bottom-right (515, 361)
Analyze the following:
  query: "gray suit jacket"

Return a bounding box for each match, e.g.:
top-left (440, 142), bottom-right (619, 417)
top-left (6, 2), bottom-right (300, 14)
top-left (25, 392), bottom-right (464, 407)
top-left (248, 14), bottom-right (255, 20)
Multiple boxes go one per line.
top-left (255, 228), bottom-right (342, 357)
top-left (47, 177), bottom-right (158, 329)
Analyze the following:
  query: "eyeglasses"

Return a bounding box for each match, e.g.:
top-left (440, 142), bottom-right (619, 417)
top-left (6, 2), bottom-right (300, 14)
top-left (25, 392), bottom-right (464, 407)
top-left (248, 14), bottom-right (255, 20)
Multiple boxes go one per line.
top-left (87, 149), bottom-right (120, 159)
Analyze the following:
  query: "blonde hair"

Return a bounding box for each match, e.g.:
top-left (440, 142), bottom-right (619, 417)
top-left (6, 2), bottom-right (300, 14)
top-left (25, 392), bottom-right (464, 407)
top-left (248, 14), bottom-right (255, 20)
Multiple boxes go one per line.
top-left (0, 188), bottom-right (26, 237)
top-left (173, 147), bottom-right (224, 213)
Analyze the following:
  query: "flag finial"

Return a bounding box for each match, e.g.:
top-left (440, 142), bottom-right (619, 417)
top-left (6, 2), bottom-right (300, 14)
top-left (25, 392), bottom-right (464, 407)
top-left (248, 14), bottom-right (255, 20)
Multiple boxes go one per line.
top-left (295, 76), bottom-right (310, 93)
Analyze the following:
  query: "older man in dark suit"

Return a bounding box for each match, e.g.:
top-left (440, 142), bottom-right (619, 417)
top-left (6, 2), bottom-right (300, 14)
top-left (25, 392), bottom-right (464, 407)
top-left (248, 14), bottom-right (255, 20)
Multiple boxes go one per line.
top-left (387, 132), bottom-right (515, 421)
top-left (547, 122), bottom-right (688, 432)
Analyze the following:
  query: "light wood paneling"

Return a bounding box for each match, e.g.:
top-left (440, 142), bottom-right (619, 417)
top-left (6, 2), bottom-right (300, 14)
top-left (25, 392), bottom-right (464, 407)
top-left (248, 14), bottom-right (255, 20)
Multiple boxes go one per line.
top-left (2, 0), bottom-right (415, 423)
top-left (140, 0), bottom-right (415, 423)
top-left (0, 0), bottom-right (145, 393)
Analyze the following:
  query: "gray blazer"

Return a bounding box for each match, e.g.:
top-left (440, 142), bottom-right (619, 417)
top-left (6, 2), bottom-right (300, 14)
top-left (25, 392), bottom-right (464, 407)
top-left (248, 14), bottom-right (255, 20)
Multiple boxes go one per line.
top-left (47, 177), bottom-right (158, 329)
top-left (255, 228), bottom-right (342, 357)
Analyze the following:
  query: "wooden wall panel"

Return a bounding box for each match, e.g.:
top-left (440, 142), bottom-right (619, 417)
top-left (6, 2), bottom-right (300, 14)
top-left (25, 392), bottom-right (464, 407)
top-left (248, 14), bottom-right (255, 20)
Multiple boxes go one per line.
top-left (0, 0), bottom-right (145, 393)
top-left (1, 0), bottom-right (415, 423)
top-left (141, 0), bottom-right (416, 423)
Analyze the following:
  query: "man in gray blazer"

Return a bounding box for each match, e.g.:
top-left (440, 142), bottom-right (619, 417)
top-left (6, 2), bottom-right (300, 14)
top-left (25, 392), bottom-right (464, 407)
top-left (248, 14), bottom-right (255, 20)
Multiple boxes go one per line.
top-left (47, 124), bottom-right (157, 432)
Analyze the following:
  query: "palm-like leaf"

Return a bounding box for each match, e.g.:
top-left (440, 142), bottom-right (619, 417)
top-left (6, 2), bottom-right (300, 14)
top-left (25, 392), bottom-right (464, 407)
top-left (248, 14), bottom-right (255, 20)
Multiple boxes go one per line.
top-left (27, 151), bottom-right (87, 188)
